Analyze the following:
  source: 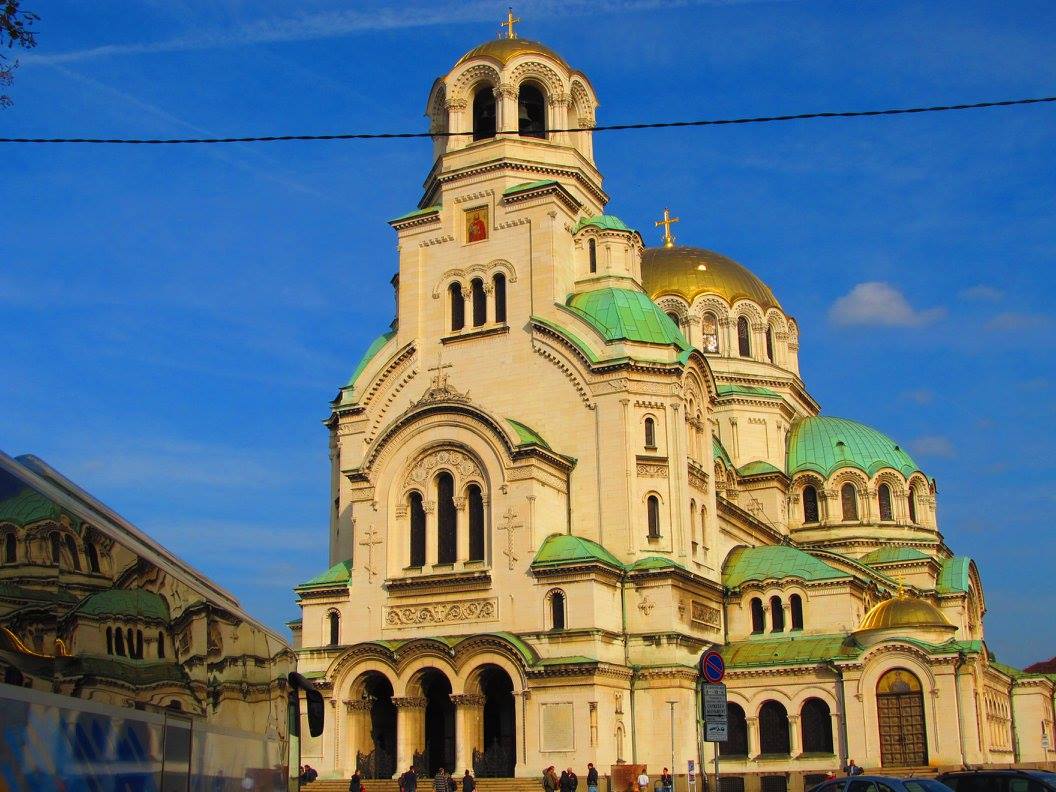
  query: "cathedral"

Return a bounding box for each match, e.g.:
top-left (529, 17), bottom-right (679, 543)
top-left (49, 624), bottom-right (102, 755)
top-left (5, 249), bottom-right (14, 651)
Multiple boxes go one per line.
top-left (291, 19), bottom-right (1056, 789)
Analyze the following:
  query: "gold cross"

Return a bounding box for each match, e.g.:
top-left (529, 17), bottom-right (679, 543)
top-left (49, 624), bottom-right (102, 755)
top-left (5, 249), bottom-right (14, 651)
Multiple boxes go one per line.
top-left (501, 7), bottom-right (520, 40)
top-left (358, 525), bottom-right (382, 584)
top-left (427, 353), bottom-right (454, 390)
top-left (655, 208), bottom-right (680, 248)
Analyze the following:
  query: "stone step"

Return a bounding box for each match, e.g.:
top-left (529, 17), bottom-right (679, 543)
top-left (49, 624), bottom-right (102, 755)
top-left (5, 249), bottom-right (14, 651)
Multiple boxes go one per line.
top-left (304, 779), bottom-right (539, 792)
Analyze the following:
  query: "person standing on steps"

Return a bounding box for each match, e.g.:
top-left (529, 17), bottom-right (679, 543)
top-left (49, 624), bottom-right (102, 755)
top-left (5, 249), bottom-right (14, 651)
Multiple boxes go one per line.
top-left (401, 766), bottom-right (419, 792)
top-left (637, 769), bottom-right (649, 792)
top-left (462, 769), bottom-right (475, 792)
top-left (586, 763), bottom-right (599, 792)
top-left (660, 768), bottom-right (673, 792)
top-left (567, 767), bottom-right (578, 792)
top-left (559, 770), bottom-right (572, 792)
top-left (349, 769), bottom-right (363, 792)
top-left (543, 766), bottom-right (558, 792)
top-left (434, 768), bottom-right (450, 792)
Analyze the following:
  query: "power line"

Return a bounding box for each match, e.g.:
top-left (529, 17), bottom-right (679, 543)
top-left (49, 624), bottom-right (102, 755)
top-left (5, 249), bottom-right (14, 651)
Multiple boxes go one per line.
top-left (1, 95), bottom-right (1054, 144)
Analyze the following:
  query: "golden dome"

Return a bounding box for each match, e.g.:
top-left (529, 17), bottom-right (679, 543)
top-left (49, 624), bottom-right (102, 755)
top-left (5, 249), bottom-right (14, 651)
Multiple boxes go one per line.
top-left (640, 246), bottom-right (781, 311)
top-left (455, 38), bottom-right (569, 69)
top-left (857, 592), bottom-right (952, 632)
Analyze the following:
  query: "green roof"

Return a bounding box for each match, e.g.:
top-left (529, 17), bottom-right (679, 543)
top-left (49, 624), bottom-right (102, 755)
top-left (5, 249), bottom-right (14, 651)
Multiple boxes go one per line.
top-left (68, 656), bottom-right (188, 685)
top-left (717, 384), bottom-right (781, 400)
top-left (787, 416), bottom-right (920, 478)
top-left (505, 418), bottom-right (551, 449)
top-left (532, 315), bottom-right (601, 365)
top-left (737, 460), bottom-right (784, 477)
top-left (0, 488), bottom-right (63, 526)
top-left (627, 556), bottom-right (688, 572)
top-left (713, 436), bottom-right (733, 467)
top-left (572, 215), bottom-right (632, 234)
top-left (296, 560), bottom-right (353, 590)
top-left (721, 634), bottom-right (861, 668)
top-left (389, 205), bottom-right (440, 224)
top-left (723, 545), bottom-right (851, 589)
top-left (937, 556), bottom-right (972, 594)
top-left (340, 330), bottom-right (396, 403)
top-left (532, 534), bottom-right (623, 571)
top-left (503, 179), bottom-right (559, 196)
top-left (74, 589), bottom-right (170, 622)
top-left (860, 547), bottom-right (931, 566)
top-left (565, 288), bottom-right (692, 352)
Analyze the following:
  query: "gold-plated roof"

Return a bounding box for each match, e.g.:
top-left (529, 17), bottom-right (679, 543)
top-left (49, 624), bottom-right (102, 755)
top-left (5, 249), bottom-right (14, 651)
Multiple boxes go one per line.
top-left (641, 246), bottom-right (781, 311)
top-left (857, 591), bottom-right (952, 632)
top-left (455, 38), bottom-right (569, 69)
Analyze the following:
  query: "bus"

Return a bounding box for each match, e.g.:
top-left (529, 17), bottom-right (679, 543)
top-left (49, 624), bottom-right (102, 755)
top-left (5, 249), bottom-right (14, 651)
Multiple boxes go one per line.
top-left (0, 450), bottom-right (322, 791)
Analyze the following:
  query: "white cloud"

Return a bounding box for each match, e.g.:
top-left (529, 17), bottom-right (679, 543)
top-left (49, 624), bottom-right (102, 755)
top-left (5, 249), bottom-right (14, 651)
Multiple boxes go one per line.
top-left (985, 312), bottom-right (1052, 332)
top-left (959, 285), bottom-right (1004, 302)
top-left (829, 282), bottom-right (946, 327)
top-left (910, 435), bottom-right (956, 458)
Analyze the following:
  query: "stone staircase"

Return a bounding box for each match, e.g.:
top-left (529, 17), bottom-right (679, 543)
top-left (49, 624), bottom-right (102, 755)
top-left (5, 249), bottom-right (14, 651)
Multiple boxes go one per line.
top-left (305, 779), bottom-right (540, 792)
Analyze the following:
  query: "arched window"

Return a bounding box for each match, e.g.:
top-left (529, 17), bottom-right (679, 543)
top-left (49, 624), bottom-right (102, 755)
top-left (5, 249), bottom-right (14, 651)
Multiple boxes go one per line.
top-left (690, 499), bottom-right (697, 547)
top-left (49, 532), bottom-right (61, 565)
top-left (750, 597), bottom-right (765, 634)
top-left (127, 628), bottom-right (134, 658)
top-left (666, 312), bottom-right (680, 327)
top-left (878, 483), bottom-right (893, 521)
top-left (328, 610), bottom-right (340, 646)
top-left (702, 312), bottom-right (719, 353)
top-left (588, 238), bottom-right (597, 273)
top-left (114, 627), bottom-right (126, 656)
top-left (468, 484), bottom-right (485, 561)
top-left (644, 417), bottom-right (656, 448)
top-left (800, 698), bottom-right (833, 754)
top-left (790, 594), bottom-right (804, 630)
top-left (409, 491), bottom-right (426, 568)
top-left (647, 496), bottom-right (661, 538)
top-left (85, 541), bottom-right (99, 573)
top-left (770, 596), bottom-right (785, 632)
top-left (65, 535), bottom-right (81, 571)
top-left (737, 317), bottom-right (751, 357)
top-left (841, 483), bottom-right (859, 521)
top-left (759, 701), bottom-right (791, 755)
top-left (106, 626), bottom-right (113, 655)
top-left (550, 590), bottom-right (566, 630)
top-left (493, 273), bottom-right (507, 323)
top-left (135, 630), bottom-right (143, 660)
top-left (471, 277), bottom-right (486, 327)
top-left (518, 83), bottom-right (546, 138)
top-left (449, 282), bottom-right (465, 331)
top-left (472, 85), bottom-right (496, 141)
top-left (720, 703), bottom-right (749, 757)
top-left (3, 533), bottom-right (14, 564)
top-left (437, 472), bottom-right (457, 564)
top-left (908, 485), bottom-right (918, 524)
top-left (157, 631), bottom-right (165, 659)
top-left (802, 485), bottom-right (820, 523)
top-left (766, 326), bottom-right (775, 362)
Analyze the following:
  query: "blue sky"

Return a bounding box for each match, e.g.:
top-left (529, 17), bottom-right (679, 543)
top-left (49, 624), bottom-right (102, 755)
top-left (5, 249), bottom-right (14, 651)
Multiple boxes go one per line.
top-left (3, 0), bottom-right (1055, 667)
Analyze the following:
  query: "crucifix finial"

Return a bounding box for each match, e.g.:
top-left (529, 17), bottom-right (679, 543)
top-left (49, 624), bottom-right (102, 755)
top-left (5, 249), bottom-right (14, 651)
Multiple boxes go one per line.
top-left (655, 208), bottom-right (680, 249)
top-left (501, 7), bottom-right (520, 39)
top-left (427, 353), bottom-right (454, 390)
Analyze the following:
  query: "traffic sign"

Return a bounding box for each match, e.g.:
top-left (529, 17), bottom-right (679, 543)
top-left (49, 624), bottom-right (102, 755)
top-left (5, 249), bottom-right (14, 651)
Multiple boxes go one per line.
top-left (700, 650), bottom-right (725, 683)
top-left (702, 683), bottom-right (728, 720)
top-left (705, 721), bottom-right (728, 742)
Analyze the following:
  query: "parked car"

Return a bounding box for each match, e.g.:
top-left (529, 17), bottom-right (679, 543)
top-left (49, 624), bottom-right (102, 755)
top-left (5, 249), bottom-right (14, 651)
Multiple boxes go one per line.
top-left (809, 776), bottom-right (956, 792)
top-left (938, 770), bottom-right (1056, 792)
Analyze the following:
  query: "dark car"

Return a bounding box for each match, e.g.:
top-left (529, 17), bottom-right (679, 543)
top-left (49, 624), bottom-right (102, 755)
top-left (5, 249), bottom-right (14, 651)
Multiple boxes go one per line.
top-left (938, 770), bottom-right (1056, 792)
top-left (809, 776), bottom-right (956, 792)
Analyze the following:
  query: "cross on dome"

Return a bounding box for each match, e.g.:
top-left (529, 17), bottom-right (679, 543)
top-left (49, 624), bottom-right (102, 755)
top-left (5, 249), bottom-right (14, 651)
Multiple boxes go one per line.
top-left (655, 208), bottom-right (680, 249)
top-left (501, 7), bottom-right (521, 39)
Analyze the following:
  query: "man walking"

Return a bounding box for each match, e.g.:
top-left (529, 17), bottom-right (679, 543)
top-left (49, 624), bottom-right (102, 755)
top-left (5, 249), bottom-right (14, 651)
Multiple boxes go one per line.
top-left (586, 763), bottom-right (599, 792)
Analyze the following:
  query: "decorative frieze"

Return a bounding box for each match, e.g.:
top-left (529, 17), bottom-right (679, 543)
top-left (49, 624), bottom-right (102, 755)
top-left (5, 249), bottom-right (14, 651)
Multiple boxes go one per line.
top-left (384, 597), bottom-right (498, 628)
top-left (636, 462), bottom-right (669, 479)
top-left (691, 601), bottom-right (722, 629)
top-left (391, 696), bottom-right (427, 709)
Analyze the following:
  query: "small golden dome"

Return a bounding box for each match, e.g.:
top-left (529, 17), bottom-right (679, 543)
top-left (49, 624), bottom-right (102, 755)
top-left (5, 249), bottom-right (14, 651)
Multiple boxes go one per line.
top-left (641, 246), bottom-right (781, 311)
top-left (857, 592), bottom-right (952, 632)
top-left (455, 38), bottom-right (569, 69)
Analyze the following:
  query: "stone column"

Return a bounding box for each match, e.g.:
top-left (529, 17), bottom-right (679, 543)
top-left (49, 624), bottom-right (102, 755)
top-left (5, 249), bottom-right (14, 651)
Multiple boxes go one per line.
top-left (454, 496), bottom-right (468, 565)
top-left (425, 501), bottom-right (437, 567)
top-left (830, 712), bottom-right (843, 763)
top-left (346, 699), bottom-right (374, 773)
top-left (747, 716), bottom-right (760, 759)
top-left (516, 690), bottom-right (531, 776)
top-left (393, 697), bottom-right (427, 775)
top-left (788, 714), bottom-right (801, 757)
top-left (451, 693), bottom-right (486, 774)
top-left (496, 83), bottom-right (517, 137)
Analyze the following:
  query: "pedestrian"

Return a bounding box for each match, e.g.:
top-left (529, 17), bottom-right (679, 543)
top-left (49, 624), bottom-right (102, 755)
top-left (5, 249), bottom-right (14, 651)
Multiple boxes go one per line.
top-left (637, 769), bottom-right (649, 792)
top-left (434, 768), bottom-right (449, 792)
top-left (449, 772), bottom-right (457, 792)
top-left (660, 768), bottom-right (672, 792)
top-left (349, 770), bottom-right (363, 792)
top-left (543, 766), bottom-right (558, 792)
top-left (568, 768), bottom-right (578, 792)
top-left (586, 763), bottom-right (599, 792)
top-left (401, 766), bottom-right (419, 792)
top-left (463, 769), bottom-right (476, 792)
top-left (306, 766), bottom-right (319, 783)
top-left (559, 770), bottom-right (572, 792)
top-left (844, 760), bottom-right (863, 777)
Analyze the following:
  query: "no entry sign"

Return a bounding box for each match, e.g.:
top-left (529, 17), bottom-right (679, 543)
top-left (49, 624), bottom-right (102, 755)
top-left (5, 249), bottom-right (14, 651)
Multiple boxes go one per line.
top-left (699, 650), bottom-right (725, 683)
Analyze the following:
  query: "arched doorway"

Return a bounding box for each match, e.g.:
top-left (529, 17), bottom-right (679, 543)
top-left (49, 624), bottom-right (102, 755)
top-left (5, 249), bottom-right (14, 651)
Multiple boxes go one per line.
top-left (474, 665), bottom-right (516, 777)
top-left (421, 669), bottom-right (455, 774)
top-left (355, 673), bottom-right (397, 779)
top-left (876, 668), bottom-right (928, 767)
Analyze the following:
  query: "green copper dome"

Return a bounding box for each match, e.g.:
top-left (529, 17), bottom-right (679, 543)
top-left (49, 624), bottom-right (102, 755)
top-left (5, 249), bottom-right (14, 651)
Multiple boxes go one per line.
top-left (723, 545), bottom-right (850, 589)
top-left (565, 287), bottom-right (691, 351)
top-left (532, 534), bottom-right (623, 570)
top-left (787, 416), bottom-right (920, 478)
top-left (572, 215), bottom-right (632, 234)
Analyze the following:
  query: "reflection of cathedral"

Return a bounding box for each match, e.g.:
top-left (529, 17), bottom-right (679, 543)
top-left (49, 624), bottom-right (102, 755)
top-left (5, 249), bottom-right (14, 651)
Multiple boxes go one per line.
top-left (292, 19), bottom-right (1056, 786)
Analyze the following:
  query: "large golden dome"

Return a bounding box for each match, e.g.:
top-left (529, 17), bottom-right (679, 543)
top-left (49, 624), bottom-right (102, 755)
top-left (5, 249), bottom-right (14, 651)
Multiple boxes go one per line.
top-left (857, 592), bottom-right (952, 632)
top-left (455, 38), bottom-right (569, 69)
top-left (641, 246), bottom-right (781, 311)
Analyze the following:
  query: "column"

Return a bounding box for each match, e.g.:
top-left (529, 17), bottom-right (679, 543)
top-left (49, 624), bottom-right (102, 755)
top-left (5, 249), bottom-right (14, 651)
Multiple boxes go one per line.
top-left (425, 501), bottom-right (438, 567)
top-left (747, 716), bottom-right (760, 759)
top-left (482, 282), bottom-right (494, 325)
top-left (393, 697), bottom-right (427, 775)
top-left (788, 714), bottom-right (801, 757)
top-left (516, 690), bottom-right (531, 776)
top-left (830, 712), bottom-right (844, 764)
top-left (451, 693), bottom-right (485, 774)
top-left (346, 699), bottom-right (374, 774)
top-left (455, 496), bottom-right (468, 565)
top-left (495, 83), bottom-right (517, 136)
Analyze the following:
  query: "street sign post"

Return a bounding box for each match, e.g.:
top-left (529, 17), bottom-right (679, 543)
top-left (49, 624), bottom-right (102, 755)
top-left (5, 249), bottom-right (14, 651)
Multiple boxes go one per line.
top-left (688, 759), bottom-right (695, 788)
top-left (699, 651), bottom-right (725, 684)
top-left (702, 684), bottom-right (727, 721)
top-left (705, 722), bottom-right (728, 742)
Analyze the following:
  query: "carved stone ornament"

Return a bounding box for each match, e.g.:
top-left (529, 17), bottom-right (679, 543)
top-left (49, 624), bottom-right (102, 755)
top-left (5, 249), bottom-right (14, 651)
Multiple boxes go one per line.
top-left (391, 696), bottom-right (428, 709)
top-left (691, 601), bottom-right (721, 629)
top-left (404, 449), bottom-right (482, 489)
top-left (449, 693), bottom-right (487, 707)
top-left (636, 462), bottom-right (669, 479)
top-left (345, 699), bottom-right (374, 712)
top-left (638, 593), bottom-right (655, 616)
top-left (384, 597), bottom-right (498, 628)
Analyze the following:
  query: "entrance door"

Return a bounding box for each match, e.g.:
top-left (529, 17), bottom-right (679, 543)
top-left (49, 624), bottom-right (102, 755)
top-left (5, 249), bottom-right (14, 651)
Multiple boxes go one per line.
top-left (876, 669), bottom-right (928, 767)
top-left (421, 670), bottom-right (455, 774)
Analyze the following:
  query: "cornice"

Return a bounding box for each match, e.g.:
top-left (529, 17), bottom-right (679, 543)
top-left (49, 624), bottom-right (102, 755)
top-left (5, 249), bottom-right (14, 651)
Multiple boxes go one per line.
top-left (384, 570), bottom-right (492, 597)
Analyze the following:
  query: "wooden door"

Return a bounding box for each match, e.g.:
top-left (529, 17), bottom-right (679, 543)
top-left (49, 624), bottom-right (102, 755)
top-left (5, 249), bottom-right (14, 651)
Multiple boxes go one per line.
top-left (876, 669), bottom-right (928, 767)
